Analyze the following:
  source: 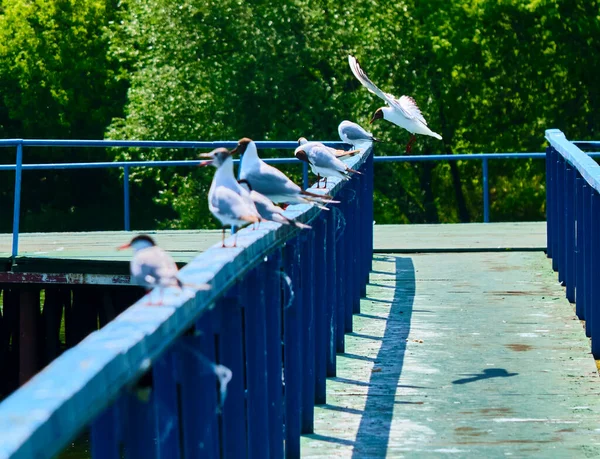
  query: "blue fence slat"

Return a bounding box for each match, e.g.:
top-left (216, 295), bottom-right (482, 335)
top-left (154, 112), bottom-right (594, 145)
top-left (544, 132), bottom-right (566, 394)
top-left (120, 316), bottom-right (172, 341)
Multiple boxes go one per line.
top-left (583, 186), bottom-right (592, 336)
top-left (152, 351), bottom-right (182, 459)
top-left (565, 165), bottom-right (576, 303)
top-left (314, 217), bottom-right (327, 405)
top-left (283, 238), bottom-right (302, 458)
top-left (576, 178), bottom-right (586, 320)
top-left (244, 268), bottom-right (270, 459)
top-left (326, 209), bottom-right (337, 377)
top-left (216, 290), bottom-right (248, 459)
top-left (123, 392), bottom-right (156, 459)
top-left (90, 399), bottom-right (122, 459)
top-left (551, 154), bottom-right (560, 272)
top-left (546, 146), bottom-right (553, 257)
top-left (265, 250), bottom-right (284, 459)
top-left (557, 158), bottom-right (566, 282)
top-left (176, 312), bottom-right (220, 459)
top-left (301, 230), bottom-right (315, 434)
top-left (591, 191), bottom-right (600, 357)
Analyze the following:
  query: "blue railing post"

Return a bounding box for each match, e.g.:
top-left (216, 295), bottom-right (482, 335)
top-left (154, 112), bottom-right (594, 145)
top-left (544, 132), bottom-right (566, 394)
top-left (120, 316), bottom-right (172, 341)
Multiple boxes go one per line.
top-left (265, 251), bottom-right (284, 458)
top-left (326, 209), bottom-right (337, 377)
top-left (546, 147), bottom-right (553, 257)
top-left (591, 191), bottom-right (600, 357)
top-left (583, 185), bottom-right (592, 336)
top-left (314, 216), bottom-right (327, 405)
top-left (12, 142), bottom-right (23, 259)
top-left (482, 157), bottom-right (490, 223)
top-left (283, 238), bottom-right (302, 457)
top-left (244, 268), bottom-right (270, 458)
top-left (575, 177), bottom-right (585, 320)
top-left (217, 288), bottom-right (248, 459)
top-left (301, 229), bottom-right (315, 433)
top-left (565, 165), bottom-right (576, 302)
top-left (123, 165), bottom-right (131, 231)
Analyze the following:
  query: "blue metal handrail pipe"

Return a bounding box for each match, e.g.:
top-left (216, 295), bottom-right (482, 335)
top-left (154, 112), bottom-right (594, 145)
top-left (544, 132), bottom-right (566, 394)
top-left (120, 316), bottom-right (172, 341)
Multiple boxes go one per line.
top-left (0, 144), bottom-right (375, 459)
top-left (545, 129), bottom-right (600, 358)
top-left (3, 137), bottom-right (578, 260)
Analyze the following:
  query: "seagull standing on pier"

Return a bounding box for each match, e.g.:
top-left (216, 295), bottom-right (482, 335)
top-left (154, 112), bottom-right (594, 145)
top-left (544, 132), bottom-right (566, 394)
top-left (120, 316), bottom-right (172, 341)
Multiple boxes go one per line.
top-left (118, 234), bottom-right (184, 306)
top-left (348, 55), bottom-right (442, 153)
top-left (235, 137), bottom-right (337, 207)
top-left (338, 120), bottom-right (381, 146)
top-left (199, 147), bottom-right (262, 247)
top-left (295, 138), bottom-right (362, 189)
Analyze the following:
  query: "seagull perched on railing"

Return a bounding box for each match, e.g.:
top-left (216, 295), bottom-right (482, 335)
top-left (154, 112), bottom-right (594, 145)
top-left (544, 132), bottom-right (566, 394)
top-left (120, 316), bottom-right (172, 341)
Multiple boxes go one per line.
top-left (235, 137), bottom-right (337, 208)
top-left (238, 179), bottom-right (312, 230)
top-left (118, 234), bottom-right (184, 305)
top-left (348, 55), bottom-right (442, 153)
top-left (295, 137), bottom-right (362, 189)
top-left (199, 147), bottom-right (262, 247)
top-left (338, 120), bottom-right (381, 146)
top-left (297, 136), bottom-right (360, 159)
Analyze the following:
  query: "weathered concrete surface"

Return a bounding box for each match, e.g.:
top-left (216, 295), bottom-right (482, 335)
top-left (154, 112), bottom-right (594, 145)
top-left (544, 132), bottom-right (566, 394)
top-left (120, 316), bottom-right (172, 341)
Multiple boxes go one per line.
top-left (302, 252), bottom-right (600, 458)
top-left (373, 222), bottom-right (546, 252)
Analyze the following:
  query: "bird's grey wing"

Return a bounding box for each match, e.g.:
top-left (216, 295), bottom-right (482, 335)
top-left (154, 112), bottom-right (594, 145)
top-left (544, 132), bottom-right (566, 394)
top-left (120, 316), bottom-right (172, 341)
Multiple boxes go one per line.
top-left (309, 147), bottom-right (347, 172)
top-left (340, 122), bottom-right (372, 141)
top-left (211, 186), bottom-right (259, 220)
top-left (245, 164), bottom-right (302, 196)
top-left (132, 247), bottom-right (178, 287)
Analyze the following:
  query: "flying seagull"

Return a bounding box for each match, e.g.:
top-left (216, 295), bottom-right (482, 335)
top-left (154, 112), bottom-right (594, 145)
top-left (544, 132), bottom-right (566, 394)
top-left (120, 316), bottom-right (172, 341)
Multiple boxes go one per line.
top-left (199, 147), bottom-right (262, 247)
top-left (348, 55), bottom-right (442, 153)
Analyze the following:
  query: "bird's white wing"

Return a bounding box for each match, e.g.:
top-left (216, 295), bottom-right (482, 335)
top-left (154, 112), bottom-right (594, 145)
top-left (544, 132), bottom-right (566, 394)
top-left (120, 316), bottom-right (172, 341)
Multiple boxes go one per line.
top-left (348, 55), bottom-right (399, 106)
top-left (348, 55), bottom-right (423, 123)
top-left (398, 95), bottom-right (428, 126)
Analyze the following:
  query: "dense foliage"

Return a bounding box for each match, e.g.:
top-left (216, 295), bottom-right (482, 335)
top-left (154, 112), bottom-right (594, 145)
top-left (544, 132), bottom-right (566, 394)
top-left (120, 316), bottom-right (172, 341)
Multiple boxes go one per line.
top-left (0, 0), bottom-right (598, 230)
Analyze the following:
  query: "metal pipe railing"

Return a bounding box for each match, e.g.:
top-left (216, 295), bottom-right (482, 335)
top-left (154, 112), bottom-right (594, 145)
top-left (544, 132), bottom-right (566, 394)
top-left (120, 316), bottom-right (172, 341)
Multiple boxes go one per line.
top-left (6, 139), bottom-right (597, 260)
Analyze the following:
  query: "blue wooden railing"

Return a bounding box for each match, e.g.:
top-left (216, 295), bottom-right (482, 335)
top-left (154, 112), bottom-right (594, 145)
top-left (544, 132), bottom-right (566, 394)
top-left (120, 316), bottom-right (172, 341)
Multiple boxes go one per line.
top-left (546, 129), bottom-right (600, 357)
top-left (0, 144), bottom-right (374, 459)
top-left (0, 138), bottom-right (562, 261)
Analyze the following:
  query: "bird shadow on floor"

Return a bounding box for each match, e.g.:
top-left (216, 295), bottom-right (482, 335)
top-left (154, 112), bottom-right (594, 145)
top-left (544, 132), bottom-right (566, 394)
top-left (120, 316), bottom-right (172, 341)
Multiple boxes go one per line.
top-left (453, 368), bottom-right (519, 385)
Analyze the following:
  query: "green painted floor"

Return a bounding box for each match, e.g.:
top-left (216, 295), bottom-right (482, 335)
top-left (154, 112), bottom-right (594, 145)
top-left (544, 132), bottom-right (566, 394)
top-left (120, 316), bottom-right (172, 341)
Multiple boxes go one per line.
top-left (301, 252), bottom-right (600, 458)
top-left (0, 222), bottom-right (546, 273)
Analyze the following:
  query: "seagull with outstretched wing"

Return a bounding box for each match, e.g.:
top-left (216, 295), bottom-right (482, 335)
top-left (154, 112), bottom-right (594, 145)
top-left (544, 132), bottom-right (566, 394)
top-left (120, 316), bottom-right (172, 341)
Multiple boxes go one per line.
top-left (348, 55), bottom-right (442, 153)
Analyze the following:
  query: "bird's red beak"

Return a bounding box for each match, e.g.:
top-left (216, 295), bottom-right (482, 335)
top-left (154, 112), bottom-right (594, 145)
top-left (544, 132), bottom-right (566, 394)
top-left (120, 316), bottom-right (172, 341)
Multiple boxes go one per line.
top-left (198, 152), bottom-right (214, 167)
top-left (117, 243), bottom-right (130, 251)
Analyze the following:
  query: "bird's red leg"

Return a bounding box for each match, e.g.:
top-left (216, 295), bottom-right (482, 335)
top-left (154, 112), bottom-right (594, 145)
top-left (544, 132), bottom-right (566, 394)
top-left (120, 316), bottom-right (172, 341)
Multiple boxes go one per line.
top-left (316, 174), bottom-right (321, 189)
top-left (221, 228), bottom-right (226, 248)
top-left (324, 177), bottom-right (328, 188)
top-left (405, 135), bottom-right (416, 154)
top-left (233, 232), bottom-right (238, 248)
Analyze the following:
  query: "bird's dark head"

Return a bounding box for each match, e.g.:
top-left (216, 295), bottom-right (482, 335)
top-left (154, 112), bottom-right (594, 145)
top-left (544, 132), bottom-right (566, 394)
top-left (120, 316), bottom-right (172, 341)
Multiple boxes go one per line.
top-left (370, 108), bottom-right (384, 124)
top-left (118, 234), bottom-right (156, 251)
top-left (231, 137), bottom-right (253, 156)
top-left (294, 149), bottom-right (310, 163)
top-left (198, 147), bottom-right (231, 168)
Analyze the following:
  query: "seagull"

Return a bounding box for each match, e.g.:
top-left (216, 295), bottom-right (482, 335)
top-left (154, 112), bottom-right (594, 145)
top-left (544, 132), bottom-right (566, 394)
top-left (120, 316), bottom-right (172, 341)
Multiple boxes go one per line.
top-left (338, 120), bottom-right (381, 146)
top-left (238, 179), bottom-right (312, 230)
top-left (297, 136), bottom-right (360, 159)
top-left (348, 55), bottom-right (442, 153)
top-left (199, 147), bottom-right (262, 247)
top-left (235, 137), bottom-right (337, 208)
top-left (118, 234), bottom-right (183, 306)
top-left (295, 138), bottom-right (362, 189)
